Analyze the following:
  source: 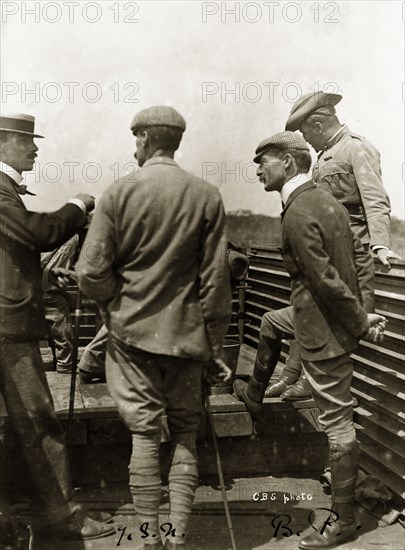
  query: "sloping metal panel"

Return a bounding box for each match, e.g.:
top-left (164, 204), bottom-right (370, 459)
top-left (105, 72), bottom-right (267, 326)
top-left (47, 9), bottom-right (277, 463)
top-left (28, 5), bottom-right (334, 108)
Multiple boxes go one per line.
top-left (243, 245), bottom-right (405, 501)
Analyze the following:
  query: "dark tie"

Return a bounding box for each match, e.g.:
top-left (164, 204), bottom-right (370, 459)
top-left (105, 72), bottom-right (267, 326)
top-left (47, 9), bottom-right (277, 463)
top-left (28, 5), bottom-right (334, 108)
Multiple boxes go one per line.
top-left (16, 184), bottom-right (36, 196)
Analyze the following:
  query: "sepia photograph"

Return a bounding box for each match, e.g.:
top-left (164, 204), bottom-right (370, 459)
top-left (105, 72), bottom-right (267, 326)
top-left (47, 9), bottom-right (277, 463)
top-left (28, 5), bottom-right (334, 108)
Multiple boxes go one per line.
top-left (0, 1), bottom-right (404, 549)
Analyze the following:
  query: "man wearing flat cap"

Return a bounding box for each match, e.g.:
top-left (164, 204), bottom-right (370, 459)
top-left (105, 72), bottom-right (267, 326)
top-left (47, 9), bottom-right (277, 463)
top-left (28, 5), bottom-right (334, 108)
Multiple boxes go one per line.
top-left (266, 92), bottom-right (400, 401)
top-left (0, 113), bottom-right (115, 546)
top-left (234, 131), bottom-right (386, 550)
top-left (76, 105), bottom-right (232, 550)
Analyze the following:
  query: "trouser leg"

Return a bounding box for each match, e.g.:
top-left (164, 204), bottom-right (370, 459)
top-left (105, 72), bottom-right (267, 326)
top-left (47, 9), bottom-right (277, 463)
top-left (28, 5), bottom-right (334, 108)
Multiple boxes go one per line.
top-left (299, 354), bottom-right (359, 549)
top-left (44, 293), bottom-right (74, 373)
top-left (78, 324), bottom-right (108, 374)
top-left (106, 337), bottom-right (202, 548)
top-left (0, 342), bottom-right (75, 526)
top-left (281, 340), bottom-right (302, 381)
top-left (234, 306), bottom-right (294, 417)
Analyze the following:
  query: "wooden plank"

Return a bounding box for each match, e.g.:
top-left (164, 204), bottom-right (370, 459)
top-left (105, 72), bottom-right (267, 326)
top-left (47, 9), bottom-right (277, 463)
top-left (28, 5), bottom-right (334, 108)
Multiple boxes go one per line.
top-left (79, 381), bottom-right (118, 416)
top-left (209, 412), bottom-right (253, 438)
top-left (47, 372), bottom-right (84, 414)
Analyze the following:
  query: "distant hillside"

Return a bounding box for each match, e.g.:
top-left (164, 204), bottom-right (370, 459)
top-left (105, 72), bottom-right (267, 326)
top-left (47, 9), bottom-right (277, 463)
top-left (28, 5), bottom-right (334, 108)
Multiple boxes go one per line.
top-left (226, 210), bottom-right (404, 256)
top-left (226, 210), bottom-right (281, 249)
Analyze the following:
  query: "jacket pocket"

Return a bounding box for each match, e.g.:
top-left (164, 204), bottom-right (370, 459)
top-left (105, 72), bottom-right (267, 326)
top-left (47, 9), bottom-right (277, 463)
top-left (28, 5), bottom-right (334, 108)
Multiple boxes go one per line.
top-left (316, 161), bottom-right (360, 202)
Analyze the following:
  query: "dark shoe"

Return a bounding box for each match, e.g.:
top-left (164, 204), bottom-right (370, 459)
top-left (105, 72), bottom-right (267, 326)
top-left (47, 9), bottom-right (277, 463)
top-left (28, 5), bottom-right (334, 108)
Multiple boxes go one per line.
top-left (79, 369), bottom-right (106, 384)
top-left (233, 379), bottom-right (262, 419)
top-left (265, 378), bottom-right (292, 398)
top-left (298, 518), bottom-right (357, 549)
top-left (281, 373), bottom-right (311, 401)
top-left (86, 510), bottom-right (113, 523)
top-left (41, 508), bottom-right (115, 540)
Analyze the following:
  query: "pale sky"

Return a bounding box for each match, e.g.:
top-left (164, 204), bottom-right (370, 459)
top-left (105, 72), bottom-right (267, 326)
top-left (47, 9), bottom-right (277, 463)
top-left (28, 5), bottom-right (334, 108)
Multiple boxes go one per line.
top-left (1, 0), bottom-right (404, 218)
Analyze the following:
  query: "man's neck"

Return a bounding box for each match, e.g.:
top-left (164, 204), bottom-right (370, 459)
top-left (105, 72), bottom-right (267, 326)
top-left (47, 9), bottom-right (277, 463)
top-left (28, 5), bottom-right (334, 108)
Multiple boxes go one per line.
top-left (280, 172), bottom-right (311, 205)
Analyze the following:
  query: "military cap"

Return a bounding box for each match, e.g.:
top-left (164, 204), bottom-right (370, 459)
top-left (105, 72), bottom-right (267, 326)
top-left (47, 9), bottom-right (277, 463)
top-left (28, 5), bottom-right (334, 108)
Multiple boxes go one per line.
top-left (130, 105), bottom-right (186, 134)
top-left (285, 91), bottom-right (342, 131)
top-left (0, 113), bottom-right (44, 138)
top-left (253, 131), bottom-right (309, 163)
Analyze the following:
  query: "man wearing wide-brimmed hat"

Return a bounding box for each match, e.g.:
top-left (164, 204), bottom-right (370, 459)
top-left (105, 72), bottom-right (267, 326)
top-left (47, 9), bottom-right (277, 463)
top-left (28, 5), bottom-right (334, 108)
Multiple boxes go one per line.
top-left (234, 130), bottom-right (386, 550)
top-left (0, 113), bottom-right (115, 546)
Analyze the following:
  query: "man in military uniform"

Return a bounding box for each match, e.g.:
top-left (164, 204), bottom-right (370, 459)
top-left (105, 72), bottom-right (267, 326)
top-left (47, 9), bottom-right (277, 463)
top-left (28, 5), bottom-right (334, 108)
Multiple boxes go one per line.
top-left (234, 131), bottom-right (386, 549)
top-left (266, 92), bottom-right (400, 400)
top-left (76, 106), bottom-right (232, 550)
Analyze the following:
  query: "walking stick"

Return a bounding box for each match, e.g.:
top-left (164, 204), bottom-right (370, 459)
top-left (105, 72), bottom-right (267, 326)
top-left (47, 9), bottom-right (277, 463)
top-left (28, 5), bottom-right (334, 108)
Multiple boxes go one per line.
top-left (204, 384), bottom-right (238, 550)
top-left (67, 287), bottom-right (82, 440)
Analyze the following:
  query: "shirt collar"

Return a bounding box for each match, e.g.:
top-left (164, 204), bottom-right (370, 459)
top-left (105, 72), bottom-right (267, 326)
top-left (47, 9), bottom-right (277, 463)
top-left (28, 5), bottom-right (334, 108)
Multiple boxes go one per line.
top-left (325, 124), bottom-right (347, 150)
top-left (280, 172), bottom-right (311, 205)
top-left (0, 161), bottom-right (23, 184)
top-left (143, 156), bottom-right (178, 168)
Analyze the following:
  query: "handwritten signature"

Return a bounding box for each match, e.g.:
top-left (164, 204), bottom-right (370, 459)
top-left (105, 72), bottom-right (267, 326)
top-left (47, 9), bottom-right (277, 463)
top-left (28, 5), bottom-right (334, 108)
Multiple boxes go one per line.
top-left (116, 509), bottom-right (361, 545)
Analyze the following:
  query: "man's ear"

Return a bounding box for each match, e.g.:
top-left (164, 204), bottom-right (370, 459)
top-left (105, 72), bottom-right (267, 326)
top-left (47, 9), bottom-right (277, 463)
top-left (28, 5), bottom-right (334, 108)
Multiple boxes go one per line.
top-left (141, 130), bottom-right (150, 148)
top-left (283, 152), bottom-right (294, 169)
top-left (314, 121), bottom-right (323, 134)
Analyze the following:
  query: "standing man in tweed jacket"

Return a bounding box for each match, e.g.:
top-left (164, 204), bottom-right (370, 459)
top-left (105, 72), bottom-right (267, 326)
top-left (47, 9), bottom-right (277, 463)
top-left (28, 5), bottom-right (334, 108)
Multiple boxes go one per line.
top-left (76, 106), bottom-right (232, 550)
top-left (234, 131), bottom-right (386, 550)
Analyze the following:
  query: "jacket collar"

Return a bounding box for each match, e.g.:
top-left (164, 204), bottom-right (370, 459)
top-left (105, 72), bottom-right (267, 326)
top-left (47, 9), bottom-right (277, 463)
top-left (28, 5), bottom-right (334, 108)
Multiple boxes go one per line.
top-left (143, 156), bottom-right (178, 168)
top-left (281, 180), bottom-right (315, 217)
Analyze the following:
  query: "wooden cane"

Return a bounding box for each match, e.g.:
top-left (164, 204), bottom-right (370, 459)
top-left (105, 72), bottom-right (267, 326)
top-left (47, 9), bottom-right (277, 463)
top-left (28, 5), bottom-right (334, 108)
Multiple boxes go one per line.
top-left (204, 384), bottom-right (238, 550)
top-left (67, 288), bottom-right (82, 441)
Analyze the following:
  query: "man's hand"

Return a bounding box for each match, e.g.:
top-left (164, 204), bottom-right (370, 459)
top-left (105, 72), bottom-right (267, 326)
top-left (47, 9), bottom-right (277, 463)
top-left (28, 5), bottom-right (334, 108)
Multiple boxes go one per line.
top-left (204, 358), bottom-right (233, 386)
top-left (364, 313), bottom-right (387, 343)
top-left (375, 248), bottom-right (402, 268)
top-left (49, 267), bottom-right (77, 289)
top-left (75, 194), bottom-right (95, 213)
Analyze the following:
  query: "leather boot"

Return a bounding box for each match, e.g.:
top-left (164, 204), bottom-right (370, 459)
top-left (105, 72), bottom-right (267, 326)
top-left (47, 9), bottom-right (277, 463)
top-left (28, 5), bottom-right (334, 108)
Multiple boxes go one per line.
top-left (38, 505), bottom-right (115, 540)
top-left (281, 371), bottom-right (311, 401)
top-left (265, 376), bottom-right (294, 397)
top-left (233, 337), bottom-right (281, 419)
top-left (299, 440), bottom-right (360, 549)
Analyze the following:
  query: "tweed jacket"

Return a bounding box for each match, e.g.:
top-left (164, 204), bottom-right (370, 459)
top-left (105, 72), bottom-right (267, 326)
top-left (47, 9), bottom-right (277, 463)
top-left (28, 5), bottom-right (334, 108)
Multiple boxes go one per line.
top-left (76, 157), bottom-right (232, 361)
top-left (281, 180), bottom-right (371, 361)
top-left (0, 171), bottom-right (86, 342)
top-left (313, 126), bottom-right (391, 248)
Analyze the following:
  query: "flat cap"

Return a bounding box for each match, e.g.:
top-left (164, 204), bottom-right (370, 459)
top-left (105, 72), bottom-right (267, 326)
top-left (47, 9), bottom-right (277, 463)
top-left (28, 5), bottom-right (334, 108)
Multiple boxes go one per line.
top-left (254, 131), bottom-right (309, 163)
top-left (130, 105), bottom-right (186, 134)
top-left (285, 91), bottom-right (342, 131)
top-left (0, 113), bottom-right (44, 138)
